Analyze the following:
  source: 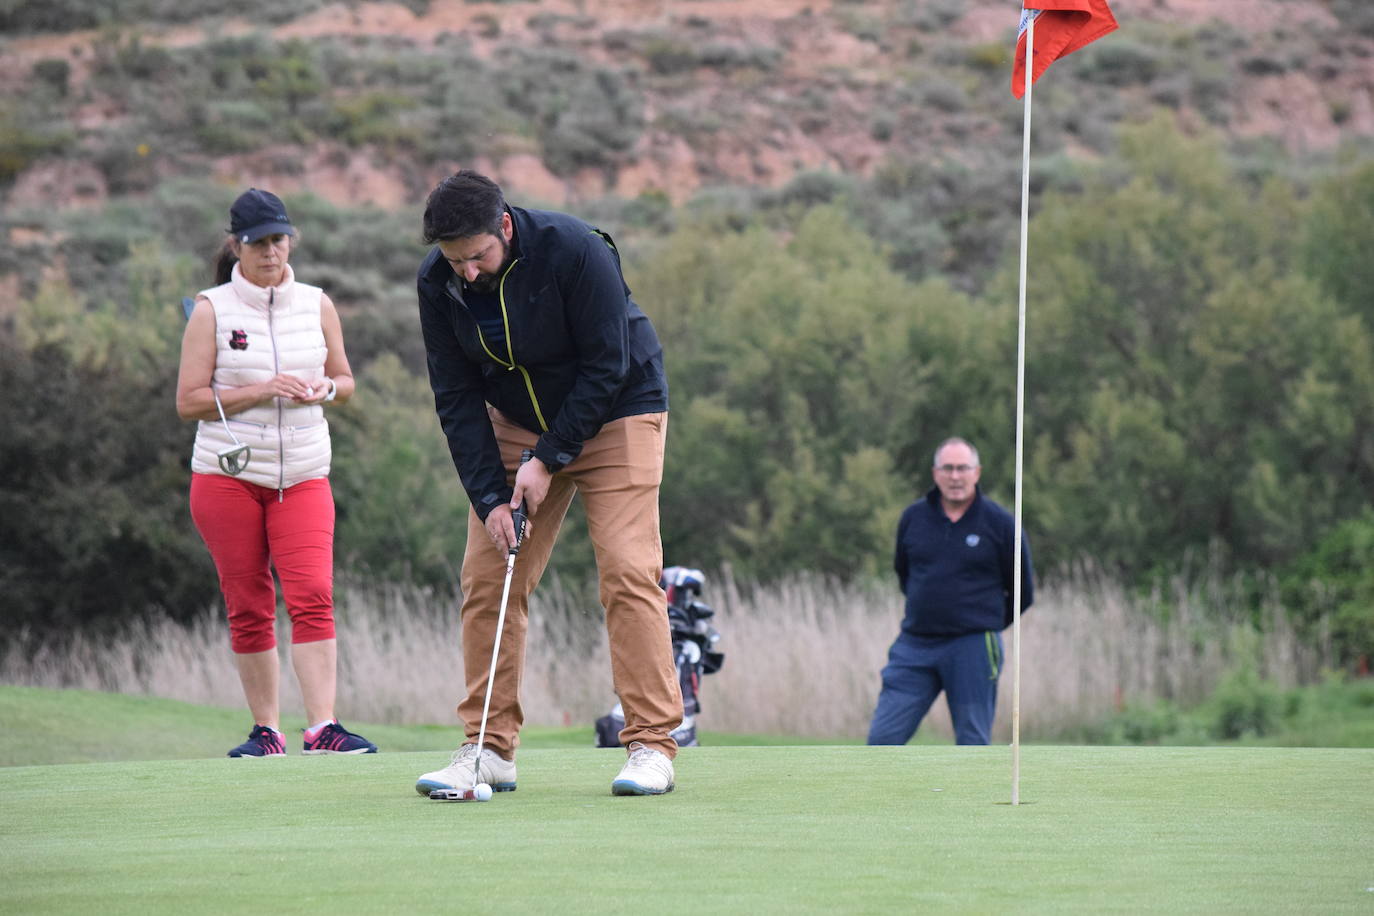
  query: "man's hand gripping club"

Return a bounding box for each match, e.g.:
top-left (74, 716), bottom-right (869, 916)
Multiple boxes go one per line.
top-left (485, 449), bottom-right (545, 555)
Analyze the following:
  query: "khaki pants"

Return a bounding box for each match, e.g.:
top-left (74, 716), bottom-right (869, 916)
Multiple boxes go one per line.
top-left (456, 408), bottom-right (682, 759)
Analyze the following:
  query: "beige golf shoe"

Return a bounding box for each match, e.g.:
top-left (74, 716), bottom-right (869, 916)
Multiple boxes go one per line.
top-left (415, 744), bottom-right (517, 796)
top-left (611, 741), bottom-right (675, 795)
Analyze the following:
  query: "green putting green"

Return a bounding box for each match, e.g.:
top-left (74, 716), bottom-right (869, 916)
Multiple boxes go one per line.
top-left (2, 744), bottom-right (1370, 914)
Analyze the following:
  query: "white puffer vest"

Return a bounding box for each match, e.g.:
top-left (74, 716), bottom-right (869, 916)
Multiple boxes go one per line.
top-left (190, 263), bottom-right (332, 491)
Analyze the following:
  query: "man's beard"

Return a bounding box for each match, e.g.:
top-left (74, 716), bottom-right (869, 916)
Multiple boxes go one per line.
top-left (467, 237), bottom-right (511, 293)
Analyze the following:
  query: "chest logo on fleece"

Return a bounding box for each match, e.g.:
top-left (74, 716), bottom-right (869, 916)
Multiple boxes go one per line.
top-left (965, 534), bottom-right (980, 547)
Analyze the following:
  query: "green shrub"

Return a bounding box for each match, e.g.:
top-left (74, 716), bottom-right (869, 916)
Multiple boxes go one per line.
top-left (1207, 664), bottom-right (1282, 740)
top-left (770, 170), bottom-right (854, 210)
top-left (1328, 0), bottom-right (1374, 39)
top-left (965, 41), bottom-right (1008, 73)
top-left (918, 75), bottom-right (967, 114)
top-left (697, 42), bottom-right (783, 73)
top-left (93, 32), bottom-right (176, 82)
top-left (1, 0), bottom-right (324, 33)
top-left (1241, 53), bottom-right (1287, 76)
top-left (326, 92), bottom-right (420, 147)
top-left (1072, 38), bottom-right (1164, 86)
top-left (1104, 701), bottom-right (1181, 744)
top-left (499, 48), bottom-right (644, 175)
top-left (870, 113), bottom-right (895, 142)
top-left (640, 35), bottom-right (698, 76)
top-left (190, 101), bottom-right (271, 153)
top-left (1281, 510), bottom-right (1374, 667)
top-left (0, 331), bottom-right (216, 638)
top-left (0, 109), bottom-right (74, 182)
top-left (31, 59), bottom-right (71, 97)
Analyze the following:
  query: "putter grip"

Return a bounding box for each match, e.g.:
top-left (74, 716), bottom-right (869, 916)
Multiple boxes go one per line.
top-left (510, 449), bottom-right (535, 553)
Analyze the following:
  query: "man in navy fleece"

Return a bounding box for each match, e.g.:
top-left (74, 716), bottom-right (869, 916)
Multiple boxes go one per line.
top-left (867, 437), bottom-right (1034, 746)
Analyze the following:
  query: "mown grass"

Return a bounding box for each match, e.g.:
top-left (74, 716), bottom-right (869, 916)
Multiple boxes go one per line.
top-left (0, 686), bottom-right (860, 768)
top-left (2, 687), bottom-right (1370, 913)
top-left (2, 742), bottom-right (1370, 914)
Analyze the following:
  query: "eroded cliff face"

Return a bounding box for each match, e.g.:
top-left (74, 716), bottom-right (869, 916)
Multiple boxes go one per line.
top-left (2, 0), bottom-right (1372, 213)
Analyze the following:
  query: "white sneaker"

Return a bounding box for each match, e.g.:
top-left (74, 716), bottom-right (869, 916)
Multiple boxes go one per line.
top-left (415, 744), bottom-right (517, 796)
top-left (612, 741), bottom-right (675, 796)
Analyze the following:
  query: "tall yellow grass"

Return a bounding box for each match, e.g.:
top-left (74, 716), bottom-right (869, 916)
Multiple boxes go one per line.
top-left (1, 568), bottom-right (1331, 742)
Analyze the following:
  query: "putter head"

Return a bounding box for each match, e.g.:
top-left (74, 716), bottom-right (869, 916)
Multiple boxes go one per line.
top-left (217, 443), bottom-right (251, 476)
top-left (429, 787), bottom-right (489, 802)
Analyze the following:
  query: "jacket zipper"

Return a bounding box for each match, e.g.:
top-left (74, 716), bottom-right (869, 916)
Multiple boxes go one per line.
top-left (471, 259), bottom-right (549, 432)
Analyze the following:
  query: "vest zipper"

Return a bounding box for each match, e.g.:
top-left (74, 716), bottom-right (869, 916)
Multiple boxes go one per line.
top-left (268, 287), bottom-right (285, 502)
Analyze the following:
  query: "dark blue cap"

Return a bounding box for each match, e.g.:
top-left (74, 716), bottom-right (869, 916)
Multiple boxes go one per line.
top-left (229, 188), bottom-right (295, 244)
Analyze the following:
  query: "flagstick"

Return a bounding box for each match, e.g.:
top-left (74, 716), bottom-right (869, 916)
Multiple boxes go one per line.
top-left (1011, 11), bottom-right (1034, 808)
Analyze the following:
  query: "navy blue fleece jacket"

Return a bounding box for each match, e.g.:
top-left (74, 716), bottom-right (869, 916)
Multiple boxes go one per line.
top-left (894, 486), bottom-right (1034, 638)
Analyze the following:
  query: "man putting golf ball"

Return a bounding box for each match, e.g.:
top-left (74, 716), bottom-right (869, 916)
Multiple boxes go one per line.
top-left (413, 171), bottom-right (681, 800)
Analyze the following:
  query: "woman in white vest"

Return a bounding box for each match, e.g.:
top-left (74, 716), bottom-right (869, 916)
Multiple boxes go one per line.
top-left (175, 189), bottom-right (376, 758)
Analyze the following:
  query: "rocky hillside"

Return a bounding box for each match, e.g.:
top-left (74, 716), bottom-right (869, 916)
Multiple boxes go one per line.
top-left (3, 0), bottom-right (1373, 217)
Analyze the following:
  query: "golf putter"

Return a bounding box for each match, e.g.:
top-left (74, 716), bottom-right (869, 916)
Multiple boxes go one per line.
top-left (431, 449), bottom-right (534, 802)
top-left (212, 385), bottom-right (251, 476)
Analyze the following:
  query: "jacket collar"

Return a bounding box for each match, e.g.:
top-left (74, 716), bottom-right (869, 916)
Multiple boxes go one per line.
top-left (924, 484), bottom-right (983, 522)
top-left (230, 262), bottom-right (295, 311)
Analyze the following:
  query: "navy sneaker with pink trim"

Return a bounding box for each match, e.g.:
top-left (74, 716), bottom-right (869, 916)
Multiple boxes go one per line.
top-left (303, 721), bottom-right (377, 755)
top-left (228, 725), bottom-right (286, 758)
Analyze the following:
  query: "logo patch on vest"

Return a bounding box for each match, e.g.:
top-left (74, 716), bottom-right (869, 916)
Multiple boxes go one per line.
top-left (229, 330), bottom-right (248, 350)
top-left (965, 534), bottom-right (981, 547)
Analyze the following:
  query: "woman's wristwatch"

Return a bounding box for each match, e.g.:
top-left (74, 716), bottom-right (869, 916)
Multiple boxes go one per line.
top-left (322, 377), bottom-right (337, 402)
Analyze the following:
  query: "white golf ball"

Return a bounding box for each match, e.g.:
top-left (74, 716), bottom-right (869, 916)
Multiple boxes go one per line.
top-left (474, 783), bottom-right (493, 801)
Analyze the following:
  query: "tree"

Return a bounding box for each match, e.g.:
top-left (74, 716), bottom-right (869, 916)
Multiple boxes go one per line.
top-left (635, 204), bottom-right (999, 579)
top-left (999, 116), bottom-right (1374, 578)
top-left (1302, 160), bottom-right (1374, 326)
top-left (0, 332), bottom-right (217, 638)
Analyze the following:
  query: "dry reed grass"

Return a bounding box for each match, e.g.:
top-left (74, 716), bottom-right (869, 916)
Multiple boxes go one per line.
top-left (1, 568), bottom-right (1332, 742)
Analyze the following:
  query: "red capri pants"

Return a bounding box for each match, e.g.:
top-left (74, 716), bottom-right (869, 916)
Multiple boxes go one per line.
top-left (190, 473), bottom-right (336, 654)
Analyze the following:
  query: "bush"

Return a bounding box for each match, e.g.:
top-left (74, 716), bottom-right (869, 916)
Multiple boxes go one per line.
top-left (0, 110), bottom-right (74, 183)
top-left (918, 75), bottom-right (968, 114)
top-left (1098, 701), bottom-right (1182, 744)
top-left (964, 41), bottom-right (1008, 72)
top-left (0, 334), bottom-right (217, 637)
top-left (498, 49), bottom-right (644, 175)
top-left (1328, 0), bottom-right (1374, 39)
top-left (1281, 510), bottom-right (1374, 668)
top-left (640, 35), bottom-right (698, 75)
top-left (193, 100), bottom-right (274, 153)
top-left (1207, 664), bottom-right (1282, 740)
top-left (326, 92), bottom-right (420, 147)
top-left (1, 0), bottom-right (326, 33)
top-left (32, 59), bottom-right (71, 97)
top-left (1072, 38), bottom-right (1164, 86)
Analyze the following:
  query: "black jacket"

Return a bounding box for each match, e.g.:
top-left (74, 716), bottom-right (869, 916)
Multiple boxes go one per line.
top-left (417, 205), bottom-right (667, 519)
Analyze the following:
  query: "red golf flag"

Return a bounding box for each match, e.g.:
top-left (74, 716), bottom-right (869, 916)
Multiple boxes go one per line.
top-left (1011, 1), bottom-right (1118, 98)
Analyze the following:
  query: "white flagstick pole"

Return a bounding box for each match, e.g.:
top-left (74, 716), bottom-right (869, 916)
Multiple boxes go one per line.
top-left (1011, 9), bottom-right (1034, 808)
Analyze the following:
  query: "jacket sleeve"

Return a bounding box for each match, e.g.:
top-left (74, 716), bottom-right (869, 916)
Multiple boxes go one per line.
top-left (418, 273), bottom-right (512, 520)
top-left (1000, 519), bottom-right (1035, 627)
top-left (532, 231), bottom-right (632, 471)
top-left (894, 510), bottom-right (910, 594)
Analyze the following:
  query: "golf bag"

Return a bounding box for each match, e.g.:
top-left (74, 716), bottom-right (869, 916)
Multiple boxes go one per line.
top-left (595, 566), bottom-right (724, 748)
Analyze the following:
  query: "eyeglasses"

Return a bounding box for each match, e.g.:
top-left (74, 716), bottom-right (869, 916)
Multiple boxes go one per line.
top-left (935, 464), bottom-right (977, 474)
